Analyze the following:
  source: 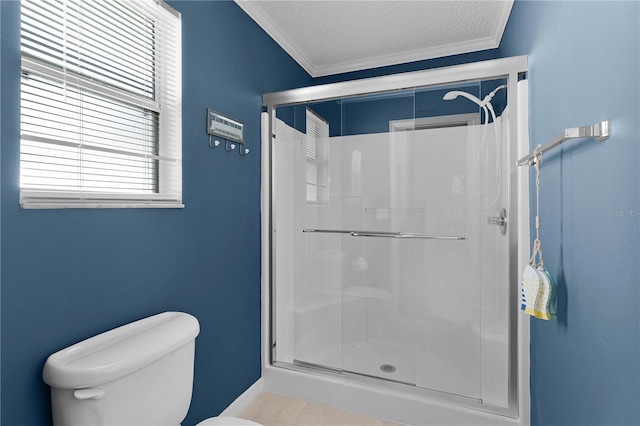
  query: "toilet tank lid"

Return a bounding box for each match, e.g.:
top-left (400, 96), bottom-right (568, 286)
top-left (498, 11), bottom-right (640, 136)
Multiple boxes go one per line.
top-left (43, 312), bottom-right (200, 389)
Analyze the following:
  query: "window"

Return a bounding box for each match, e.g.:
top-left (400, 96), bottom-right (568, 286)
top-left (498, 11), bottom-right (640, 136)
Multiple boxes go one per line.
top-left (20, 0), bottom-right (182, 208)
top-left (305, 108), bottom-right (329, 204)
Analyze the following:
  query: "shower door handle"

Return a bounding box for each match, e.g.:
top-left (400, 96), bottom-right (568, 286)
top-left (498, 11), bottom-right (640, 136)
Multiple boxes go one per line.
top-left (349, 232), bottom-right (466, 240)
top-left (303, 229), bottom-right (466, 240)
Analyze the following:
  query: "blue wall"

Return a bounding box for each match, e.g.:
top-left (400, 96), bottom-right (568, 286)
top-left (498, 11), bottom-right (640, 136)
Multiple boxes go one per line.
top-left (3, 1), bottom-right (639, 425)
top-left (499, 1), bottom-right (640, 425)
top-left (0, 1), bottom-right (311, 424)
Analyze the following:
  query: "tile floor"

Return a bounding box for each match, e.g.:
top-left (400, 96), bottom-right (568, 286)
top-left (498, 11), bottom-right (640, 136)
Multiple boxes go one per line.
top-left (238, 392), bottom-right (400, 426)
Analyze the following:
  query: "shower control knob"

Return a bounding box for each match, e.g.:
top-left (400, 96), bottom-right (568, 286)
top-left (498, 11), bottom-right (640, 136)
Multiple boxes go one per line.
top-left (487, 208), bottom-right (508, 235)
top-left (487, 216), bottom-right (506, 226)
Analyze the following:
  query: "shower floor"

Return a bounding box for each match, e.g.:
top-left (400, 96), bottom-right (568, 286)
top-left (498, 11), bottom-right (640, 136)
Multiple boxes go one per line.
top-left (342, 340), bottom-right (415, 384)
top-left (295, 340), bottom-right (415, 384)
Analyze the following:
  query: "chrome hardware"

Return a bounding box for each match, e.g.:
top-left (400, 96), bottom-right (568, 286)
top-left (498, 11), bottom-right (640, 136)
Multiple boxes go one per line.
top-left (303, 229), bottom-right (466, 241)
top-left (516, 119), bottom-right (610, 166)
top-left (488, 208), bottom-right (508, 235)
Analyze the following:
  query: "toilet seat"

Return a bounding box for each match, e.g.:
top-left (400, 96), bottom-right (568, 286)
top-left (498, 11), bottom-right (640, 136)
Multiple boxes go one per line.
top-left (196, 416), bottom-right (262, 426)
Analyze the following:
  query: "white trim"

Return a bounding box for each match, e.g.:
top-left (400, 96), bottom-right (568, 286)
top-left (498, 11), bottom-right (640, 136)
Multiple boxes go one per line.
top-left (312, 35), bottom-right (506, 78)
top-left (260, 111), bottom-right (272, 371)
top-left (516, 79), bottom-right (531, 425)
top-left (219, 378), bottom-right (264, 417)
top-left (21, 203), bottom-right (184, 209)
top-left (156, 0), bottom-right (181, 18)
top-left (235, 1), bottom-right (513, 78)
top-left (234, 1), bottom-right (316, 75)
top-left (493, 0), bottom-right (515, 51)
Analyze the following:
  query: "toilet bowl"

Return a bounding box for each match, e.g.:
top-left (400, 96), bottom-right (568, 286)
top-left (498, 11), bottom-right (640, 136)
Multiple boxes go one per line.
top-left (42, 312), bottom-right (262, 426)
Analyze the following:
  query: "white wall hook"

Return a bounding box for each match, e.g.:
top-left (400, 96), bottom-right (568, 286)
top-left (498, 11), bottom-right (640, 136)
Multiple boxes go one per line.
top-left (209, 135), bottom-right (248, 157)
top-left (208, 136), bottom-right (220, 148)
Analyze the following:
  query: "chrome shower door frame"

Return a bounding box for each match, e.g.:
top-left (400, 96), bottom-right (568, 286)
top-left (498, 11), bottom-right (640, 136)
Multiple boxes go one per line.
top-left (262, 55), bottom-right (528, 419)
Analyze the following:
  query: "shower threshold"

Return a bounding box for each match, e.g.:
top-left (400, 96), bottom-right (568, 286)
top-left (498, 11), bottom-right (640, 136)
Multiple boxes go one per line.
top-left (283, 359), bottom-right (483, 407)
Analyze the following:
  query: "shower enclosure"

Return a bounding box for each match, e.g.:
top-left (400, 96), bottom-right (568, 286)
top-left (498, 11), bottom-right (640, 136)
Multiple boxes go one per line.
top-left (262, 57), bottom-right (529, 425)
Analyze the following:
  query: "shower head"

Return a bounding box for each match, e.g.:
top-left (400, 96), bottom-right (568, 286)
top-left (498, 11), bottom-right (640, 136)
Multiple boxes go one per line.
top-left (442, 91), bottom-right (460, 101)
top-left (443, 90), bottom-right (488, 124)
top-left (442, 90), bottom-right (484, 107)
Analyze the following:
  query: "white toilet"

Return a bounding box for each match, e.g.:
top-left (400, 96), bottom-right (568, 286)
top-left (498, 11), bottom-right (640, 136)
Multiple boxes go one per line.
top-left (42, 312), bottom-right (261, 426)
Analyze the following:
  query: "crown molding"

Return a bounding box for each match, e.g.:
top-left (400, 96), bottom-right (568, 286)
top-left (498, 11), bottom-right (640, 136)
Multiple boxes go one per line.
top-left (235, 0), bottom-right (514, 78)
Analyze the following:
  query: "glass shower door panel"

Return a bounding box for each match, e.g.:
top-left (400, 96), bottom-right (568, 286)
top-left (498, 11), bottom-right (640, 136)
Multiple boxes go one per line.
top-left (340, 132), bottom-right (416, 384)
top-left (413, 125), bottom-right (482, 399)
top-left (293, 117), bottom-right (343, 371)
top-left (295, 227), bottom-right (343, 370)
top-left (272, 117), bottom-right (298, 365)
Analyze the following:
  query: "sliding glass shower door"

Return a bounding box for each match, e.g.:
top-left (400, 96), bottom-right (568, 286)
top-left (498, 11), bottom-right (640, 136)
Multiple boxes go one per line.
top-left (272, 80), bottom-right (511, 407)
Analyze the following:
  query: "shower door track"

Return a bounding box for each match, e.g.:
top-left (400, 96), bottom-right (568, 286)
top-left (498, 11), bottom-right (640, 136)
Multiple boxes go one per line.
top-left (302, 228), bottom-right (467, 240)
top-left (273, 359), bottom-right (502, 416)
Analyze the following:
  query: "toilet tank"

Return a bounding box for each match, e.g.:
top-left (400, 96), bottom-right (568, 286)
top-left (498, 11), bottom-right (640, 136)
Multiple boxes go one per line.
top-left (43, 312), bottom-right (200, 426)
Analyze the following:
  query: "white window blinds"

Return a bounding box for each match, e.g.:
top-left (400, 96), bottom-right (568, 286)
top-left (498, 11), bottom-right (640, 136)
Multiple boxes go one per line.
top-left (20, 0), bottom-right (182, 208)
top-left (305, 108), bottom-right (329, 204)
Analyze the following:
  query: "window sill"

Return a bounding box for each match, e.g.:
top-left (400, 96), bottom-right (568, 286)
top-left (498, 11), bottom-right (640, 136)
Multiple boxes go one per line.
top-left (21, 202), bottom-right (185, 209)
top-left (20, 192), bottom-right (184, 209)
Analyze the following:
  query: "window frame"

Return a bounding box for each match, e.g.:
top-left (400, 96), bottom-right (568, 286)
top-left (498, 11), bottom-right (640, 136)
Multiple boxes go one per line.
top-left (19, 0), bottom-right (182, 209)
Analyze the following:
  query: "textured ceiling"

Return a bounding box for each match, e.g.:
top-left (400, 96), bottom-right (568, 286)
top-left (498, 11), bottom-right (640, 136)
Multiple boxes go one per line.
top-left (235, 0), bottom-right (514, 77)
